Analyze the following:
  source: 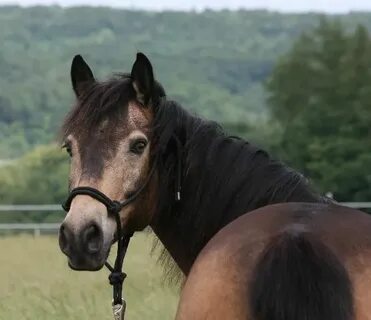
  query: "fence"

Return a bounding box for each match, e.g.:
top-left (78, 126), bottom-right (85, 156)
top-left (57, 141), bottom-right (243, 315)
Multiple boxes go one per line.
top-left (1, 203), bottom-right (371, 235)
top-left (0, 204), bottom-right (63, 236)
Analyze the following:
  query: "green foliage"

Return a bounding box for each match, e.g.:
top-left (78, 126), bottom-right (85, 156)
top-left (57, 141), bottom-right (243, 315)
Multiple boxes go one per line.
top-left (0, 144), bottom-right (68, 203)
top-left (0, 144), bottom-right (68, 221)
top-left (267, 19), bottom-right (371, 201)
top-left (3, 6), bottom-right (369, 157)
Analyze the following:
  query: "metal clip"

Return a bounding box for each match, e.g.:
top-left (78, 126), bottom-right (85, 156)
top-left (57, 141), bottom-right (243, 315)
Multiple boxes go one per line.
top-left (112, 300), bottom-right (126, 320)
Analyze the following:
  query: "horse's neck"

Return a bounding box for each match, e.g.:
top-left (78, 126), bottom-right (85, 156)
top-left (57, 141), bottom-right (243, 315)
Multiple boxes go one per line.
top-left (151, 222), bottom-right (193, 274)
top-left (150, 110), bottom-right (322, 275)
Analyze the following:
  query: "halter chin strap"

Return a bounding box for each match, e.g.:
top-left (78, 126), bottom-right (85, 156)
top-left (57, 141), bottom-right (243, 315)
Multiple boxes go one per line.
top-left (61, 135), bottom-right (183, 319)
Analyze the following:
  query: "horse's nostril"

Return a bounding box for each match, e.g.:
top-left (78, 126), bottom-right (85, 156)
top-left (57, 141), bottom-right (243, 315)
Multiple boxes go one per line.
top-left (82, 223), bottom-right (103, 254)
top-left (59, 223), bottom-right (71, 254)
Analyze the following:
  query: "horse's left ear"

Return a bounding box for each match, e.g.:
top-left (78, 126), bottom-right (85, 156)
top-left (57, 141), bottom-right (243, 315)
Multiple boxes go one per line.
top-left (131, 52), bottom-right (154, 105)
top-left (71, 55), bottom-right (95, 97)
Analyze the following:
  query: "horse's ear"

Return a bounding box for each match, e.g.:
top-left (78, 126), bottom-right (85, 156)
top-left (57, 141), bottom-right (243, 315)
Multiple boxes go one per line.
top-left (71, 55), bottom-right (95, 97)
top-left (131, 52), bottom-right (154, 105)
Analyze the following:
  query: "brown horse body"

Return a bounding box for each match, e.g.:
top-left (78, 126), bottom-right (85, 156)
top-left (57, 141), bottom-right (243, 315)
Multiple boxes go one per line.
top-left (59, 53), bottom-right (371, 320)
top-left (176, 203), bottom-right (371, 320)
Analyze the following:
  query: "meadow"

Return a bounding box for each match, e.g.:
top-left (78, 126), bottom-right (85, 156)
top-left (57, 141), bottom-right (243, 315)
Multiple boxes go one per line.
top-left (0, 232), bottom-right (178, 320)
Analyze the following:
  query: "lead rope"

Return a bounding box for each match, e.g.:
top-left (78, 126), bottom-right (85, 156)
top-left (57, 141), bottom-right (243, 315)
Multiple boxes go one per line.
top-left (104, 204), bottom-right (133, 320)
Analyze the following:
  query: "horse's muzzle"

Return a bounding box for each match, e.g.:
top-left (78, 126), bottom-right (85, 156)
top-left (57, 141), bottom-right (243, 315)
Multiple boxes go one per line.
top-left (59, 221), bottom-right (107, 271)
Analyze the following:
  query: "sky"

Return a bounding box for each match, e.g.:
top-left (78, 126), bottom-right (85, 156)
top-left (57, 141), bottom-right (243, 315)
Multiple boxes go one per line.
top-left (0, 0), bottom-right (370, 13)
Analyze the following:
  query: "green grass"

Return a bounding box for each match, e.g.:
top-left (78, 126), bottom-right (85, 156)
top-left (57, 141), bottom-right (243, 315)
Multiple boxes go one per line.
top-left (0, 233), bottom-right (178, 320)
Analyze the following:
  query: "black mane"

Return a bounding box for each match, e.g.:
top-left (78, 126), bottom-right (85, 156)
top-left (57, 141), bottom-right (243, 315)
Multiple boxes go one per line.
top-left (152, 98), bottom-right (326, 273)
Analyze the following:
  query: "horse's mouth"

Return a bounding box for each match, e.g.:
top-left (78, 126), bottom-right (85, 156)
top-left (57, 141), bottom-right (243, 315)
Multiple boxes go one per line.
top-left (68, 261), bottom-right (104, 271)
top-left (68, 258), bottom-right (105, 272)
top-left (66, 246), bottom-right (111, 272)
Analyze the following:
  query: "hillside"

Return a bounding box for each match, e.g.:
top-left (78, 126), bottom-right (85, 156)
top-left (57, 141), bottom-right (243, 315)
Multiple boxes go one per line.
top-left (1, 6), bottom-right (371, 157)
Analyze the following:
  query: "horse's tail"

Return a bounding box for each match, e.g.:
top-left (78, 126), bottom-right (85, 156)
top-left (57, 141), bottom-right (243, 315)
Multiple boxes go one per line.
top-left (250, 230), bottom-right (354, 320)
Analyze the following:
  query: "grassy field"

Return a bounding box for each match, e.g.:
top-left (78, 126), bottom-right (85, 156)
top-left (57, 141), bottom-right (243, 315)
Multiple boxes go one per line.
top-left (0, 233), bottom-right (178, 320)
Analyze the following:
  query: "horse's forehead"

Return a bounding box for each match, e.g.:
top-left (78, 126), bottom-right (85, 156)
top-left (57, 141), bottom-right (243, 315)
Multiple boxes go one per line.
top-left (96, 102), bottom-right (152, 136)
top-left (127, 102), bottom-right (153, 132)
top-left (89, 102), bottom-right (152, 139)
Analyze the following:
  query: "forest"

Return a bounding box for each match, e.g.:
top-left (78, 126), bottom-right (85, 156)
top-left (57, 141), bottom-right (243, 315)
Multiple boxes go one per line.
top-left (0, 7), bottom-right (370, 220)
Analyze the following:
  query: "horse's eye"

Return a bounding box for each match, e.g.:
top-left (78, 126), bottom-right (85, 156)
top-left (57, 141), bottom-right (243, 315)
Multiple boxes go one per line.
top-left (130, 139), bottom-right (147, 155)
top-left (62, 143), bottom-right (73, 157)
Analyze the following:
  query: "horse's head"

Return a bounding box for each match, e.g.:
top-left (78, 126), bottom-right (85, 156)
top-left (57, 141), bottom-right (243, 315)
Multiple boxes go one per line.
top-left (59, 53), bottom-right (163, 270)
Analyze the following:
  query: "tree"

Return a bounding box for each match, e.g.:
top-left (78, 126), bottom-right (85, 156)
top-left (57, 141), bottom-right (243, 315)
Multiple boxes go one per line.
top-left (267, 19), bottom-right (371, 201)
top-left (0, 145), bottom-right (69, 222)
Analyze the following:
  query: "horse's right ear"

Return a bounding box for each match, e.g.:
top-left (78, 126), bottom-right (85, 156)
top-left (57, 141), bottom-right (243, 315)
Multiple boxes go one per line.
top-left (71, 55), bottom-right (95, 97)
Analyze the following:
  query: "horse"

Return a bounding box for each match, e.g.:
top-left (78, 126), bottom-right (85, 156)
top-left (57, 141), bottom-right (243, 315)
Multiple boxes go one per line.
top-left (58, 52), bottom-right (371, 320)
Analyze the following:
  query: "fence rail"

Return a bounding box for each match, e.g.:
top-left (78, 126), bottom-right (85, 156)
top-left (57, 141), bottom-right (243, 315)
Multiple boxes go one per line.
top-left (0, 223), bottom-right (60, 236)
top-left (0, 203), bottom-right (370, 235)
top-left (0, 204), bottom-right (61, 211)
top-left (0, 204), bottom-right (63, 235)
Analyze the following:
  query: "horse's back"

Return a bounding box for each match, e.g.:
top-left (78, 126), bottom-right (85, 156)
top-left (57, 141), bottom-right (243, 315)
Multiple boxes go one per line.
top-left (176, 202), bottom-right (371, 320)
